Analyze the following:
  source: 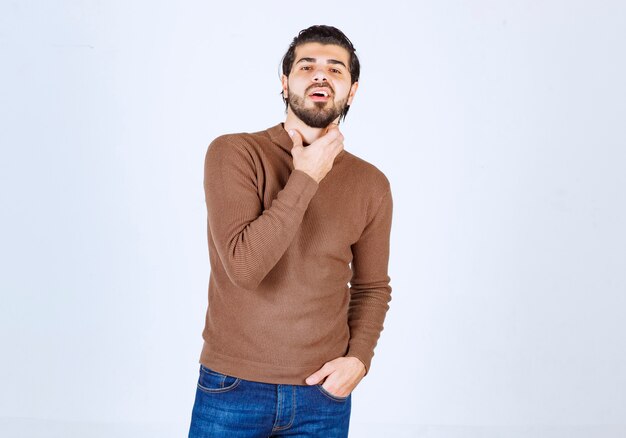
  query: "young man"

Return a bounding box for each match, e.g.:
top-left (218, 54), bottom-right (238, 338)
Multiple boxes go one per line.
top-left (189, 25), bottom-right (393, 437)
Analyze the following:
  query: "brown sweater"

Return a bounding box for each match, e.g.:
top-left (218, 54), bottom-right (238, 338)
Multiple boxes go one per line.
top-left (198, 122), bottom-right (393, 385)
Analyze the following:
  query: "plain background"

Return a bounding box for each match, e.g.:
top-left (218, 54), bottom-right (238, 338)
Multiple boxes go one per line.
top-left (1, 1), bottom-right (625, 437)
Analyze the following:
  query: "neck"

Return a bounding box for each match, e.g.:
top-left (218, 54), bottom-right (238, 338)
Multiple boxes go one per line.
top-left (283, 110), bottom-right (340, 146)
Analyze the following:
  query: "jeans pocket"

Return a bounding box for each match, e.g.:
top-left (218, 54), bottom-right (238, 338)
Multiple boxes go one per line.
top-left (315, 383), bottom-right (351, 402)
top-left (197, 364), bottom-right (241, 394)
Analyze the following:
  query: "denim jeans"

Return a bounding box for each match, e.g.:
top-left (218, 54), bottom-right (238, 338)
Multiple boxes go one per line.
top-left (188, 364), bottom-right (352, 437)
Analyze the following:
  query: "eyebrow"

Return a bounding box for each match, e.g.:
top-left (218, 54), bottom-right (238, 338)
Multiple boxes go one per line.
top-left (295, 57), bottom-right (348, 69)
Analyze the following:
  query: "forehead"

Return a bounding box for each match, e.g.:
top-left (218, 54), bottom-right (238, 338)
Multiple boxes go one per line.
top-left (293, 42), bottom-right (350, 65)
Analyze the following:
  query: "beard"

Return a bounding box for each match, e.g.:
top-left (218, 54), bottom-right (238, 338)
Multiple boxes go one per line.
top-left (287, 86), bottom-right (349, 128)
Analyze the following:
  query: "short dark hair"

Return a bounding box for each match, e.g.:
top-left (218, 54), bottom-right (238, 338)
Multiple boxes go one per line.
top-left (280, 25), bottom-right (360, 123)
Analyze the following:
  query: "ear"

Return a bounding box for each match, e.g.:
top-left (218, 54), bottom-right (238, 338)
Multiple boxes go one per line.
top-left (347, 81), bottom-right (359, 105)
top-left (281, 74), bottom-right (289, 98)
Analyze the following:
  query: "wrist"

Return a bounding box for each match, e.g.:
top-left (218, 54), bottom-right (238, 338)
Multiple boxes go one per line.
top-left (346, 355), bottom-right (366, 371)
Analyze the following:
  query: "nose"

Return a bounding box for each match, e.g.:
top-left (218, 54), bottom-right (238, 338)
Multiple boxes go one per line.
top-left (311, 66), bottom-right (328, 82)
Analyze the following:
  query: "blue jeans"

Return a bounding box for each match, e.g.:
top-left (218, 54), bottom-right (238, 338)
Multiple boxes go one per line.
top-left (188, 364), bottom-right (352, 437)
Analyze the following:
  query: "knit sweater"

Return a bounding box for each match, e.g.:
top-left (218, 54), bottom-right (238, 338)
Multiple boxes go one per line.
top-left (198, 121), bottom-right (393, 385)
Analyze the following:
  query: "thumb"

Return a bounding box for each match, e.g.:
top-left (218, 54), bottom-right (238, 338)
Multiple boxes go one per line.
top-left (288, 129), bottom-right (303, 148)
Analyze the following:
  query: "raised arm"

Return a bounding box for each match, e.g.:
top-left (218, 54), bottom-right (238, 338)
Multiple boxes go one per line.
top-left (345, 188), bottom-right (394, 376)
top-left (204, 135), bottom-right (319, 290)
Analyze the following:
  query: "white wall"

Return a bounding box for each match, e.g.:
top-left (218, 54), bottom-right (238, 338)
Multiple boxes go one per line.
top-left (1, 0), bottom-right (625, 436)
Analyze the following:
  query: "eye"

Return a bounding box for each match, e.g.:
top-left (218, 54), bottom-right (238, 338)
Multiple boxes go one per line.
top-left (300, 66), bottom-right (312, 70)
top-left (331, 68), bottom-right (342, 74)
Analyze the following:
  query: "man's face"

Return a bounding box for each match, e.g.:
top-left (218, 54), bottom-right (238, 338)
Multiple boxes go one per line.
top-left (282, 42), bottom-right (358, 128)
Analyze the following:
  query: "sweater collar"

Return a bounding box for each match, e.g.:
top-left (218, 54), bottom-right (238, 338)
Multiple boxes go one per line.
top-left (267, 122), bottom-right (294, 153)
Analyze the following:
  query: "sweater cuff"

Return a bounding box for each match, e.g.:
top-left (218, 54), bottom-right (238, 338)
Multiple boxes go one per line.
top-left (345, 342), bottom-right (374, 376)
top-left (279, 169), bottom-right (319, 207)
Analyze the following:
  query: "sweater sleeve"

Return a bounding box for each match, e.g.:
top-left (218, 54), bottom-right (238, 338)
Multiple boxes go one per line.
top-left (204, 135), bottom-right (319, 290)
top-left (345, 188), bottom-right (393, 376)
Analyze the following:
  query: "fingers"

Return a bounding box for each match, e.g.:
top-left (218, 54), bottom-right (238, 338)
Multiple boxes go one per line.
top-left (325, 122), bottom-right (339, 135)
top-left (326, 126), bottom-right (344, 153)
top-left (289, 125), bottom-right (343, 152)
top-left (324, 122), bottom-right (339, 134)
top-left (321, 124), bottom-right (343, 146)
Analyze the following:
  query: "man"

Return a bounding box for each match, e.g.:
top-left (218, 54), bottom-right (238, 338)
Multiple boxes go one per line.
top-left (189, 25), bottom-right (393, 437)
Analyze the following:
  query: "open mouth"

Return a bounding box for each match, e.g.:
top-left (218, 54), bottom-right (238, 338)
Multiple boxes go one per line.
top-left (308, 89), bottom-right (331, 102)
